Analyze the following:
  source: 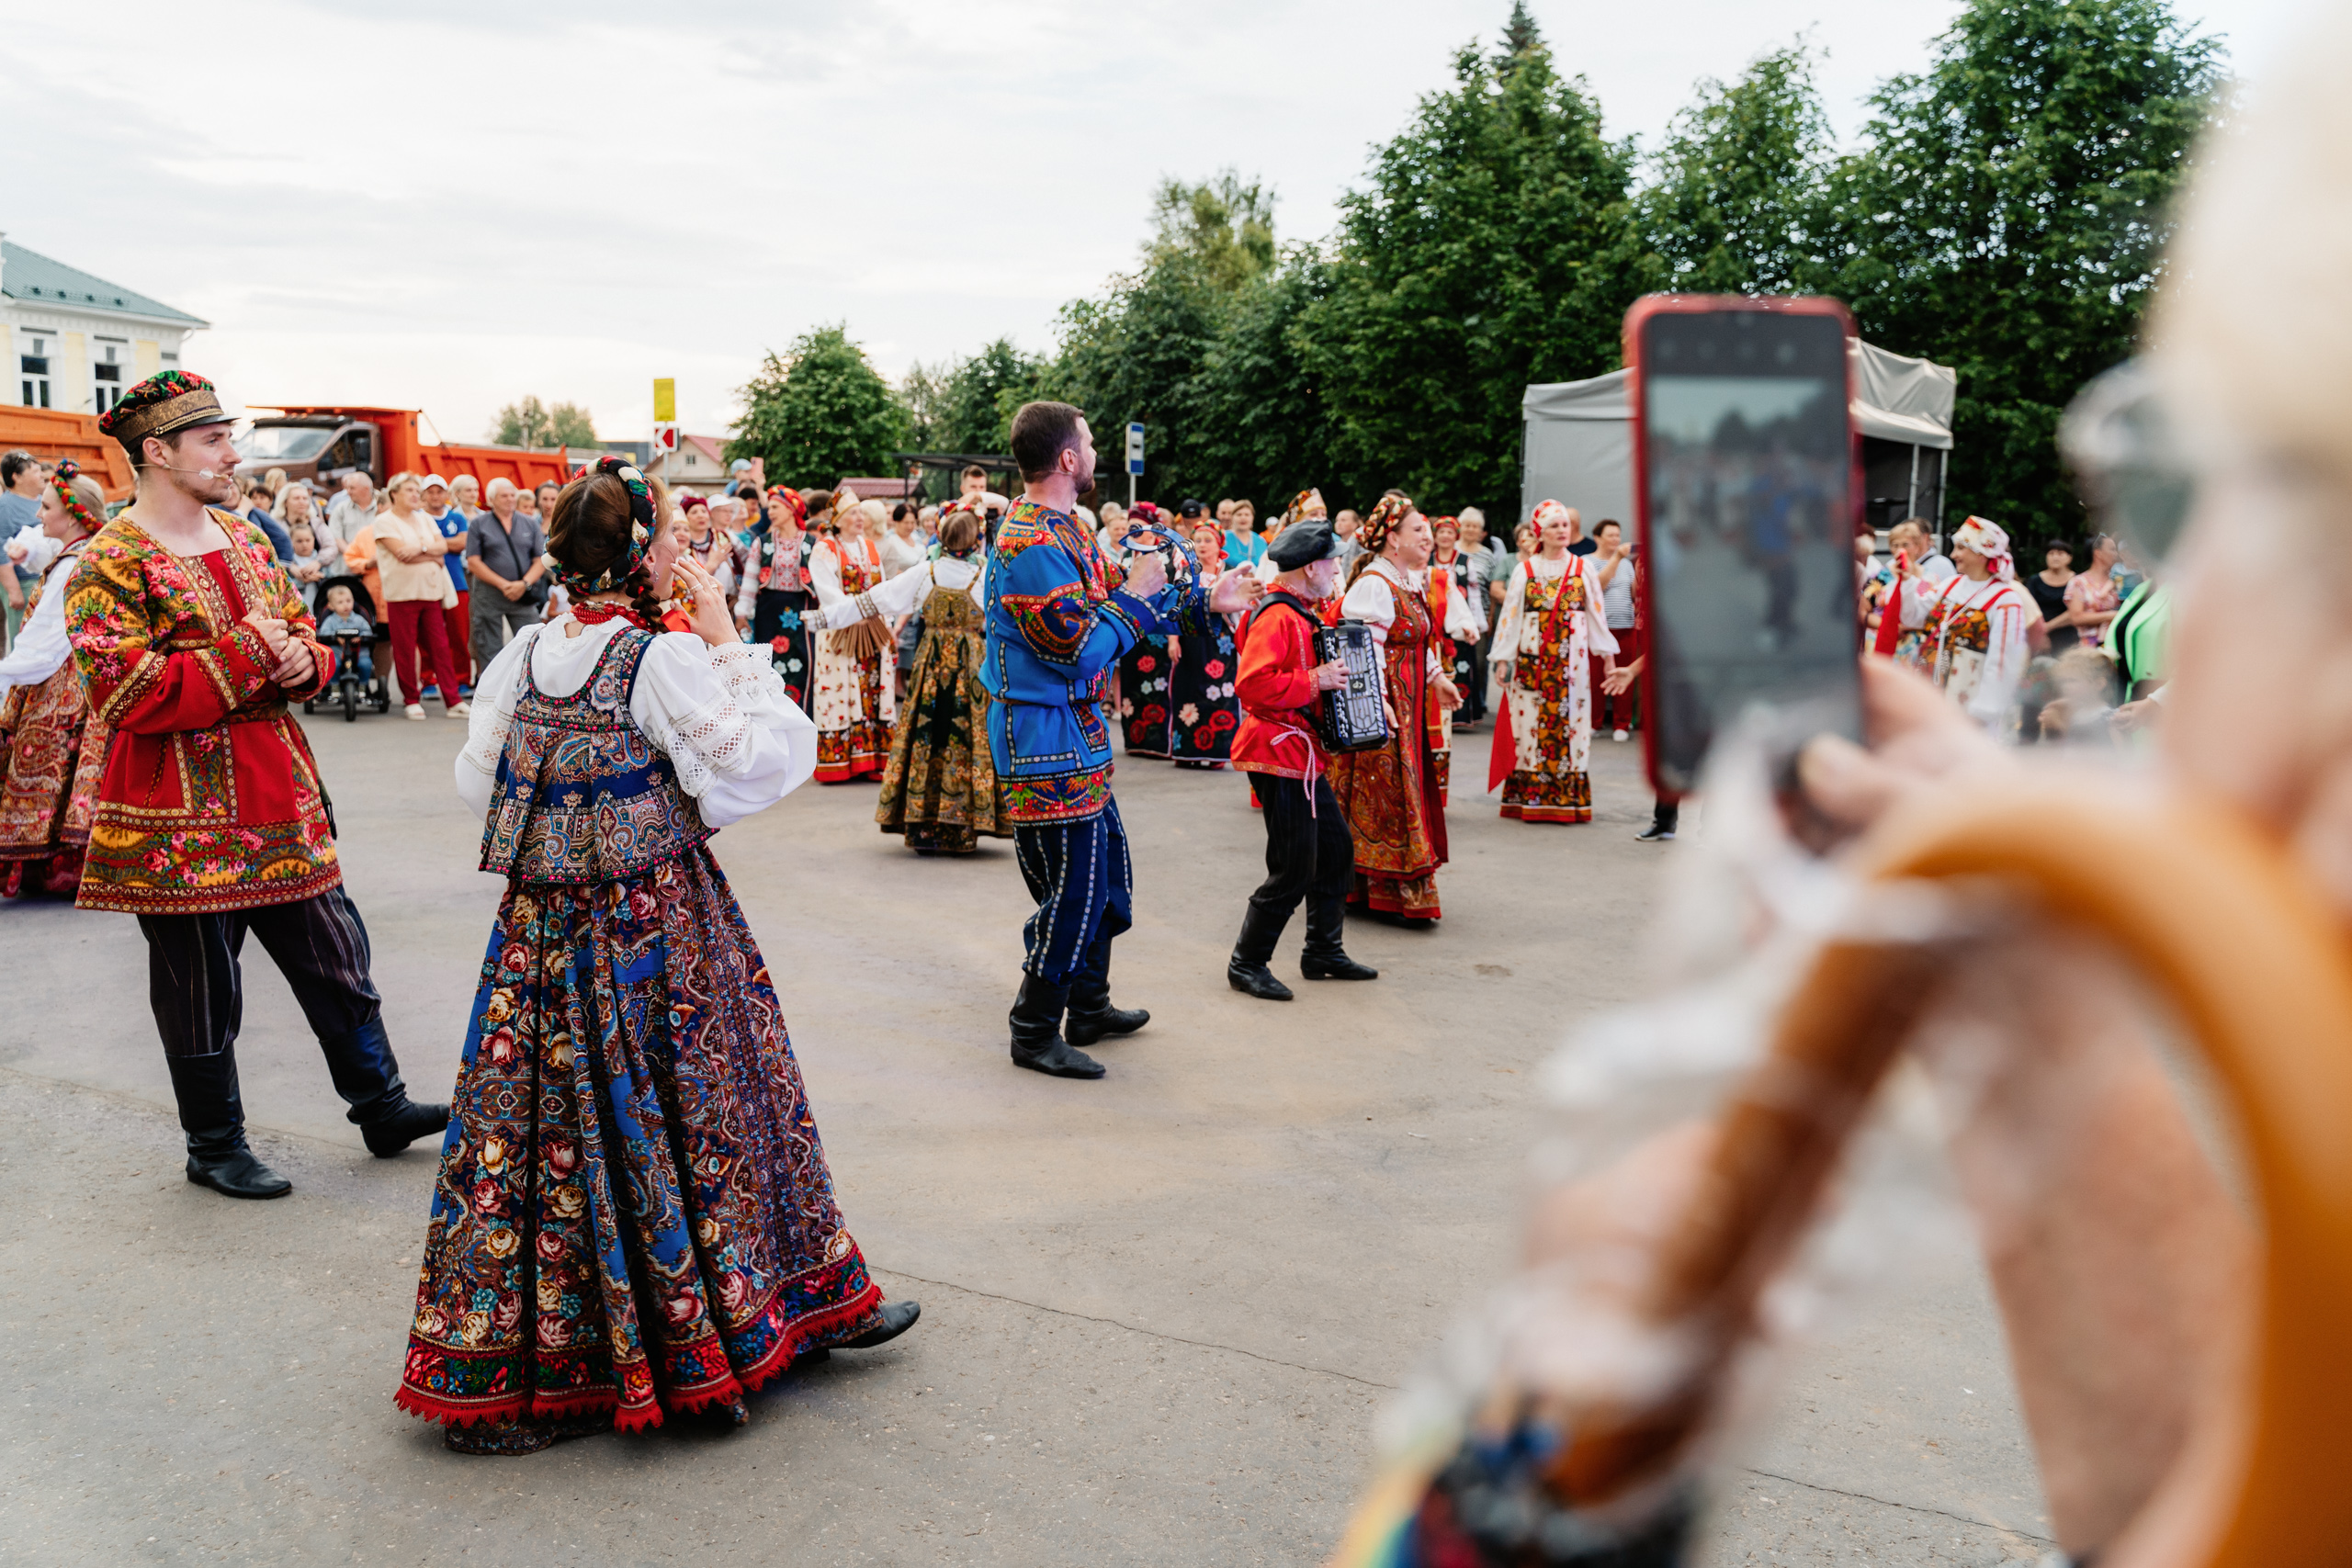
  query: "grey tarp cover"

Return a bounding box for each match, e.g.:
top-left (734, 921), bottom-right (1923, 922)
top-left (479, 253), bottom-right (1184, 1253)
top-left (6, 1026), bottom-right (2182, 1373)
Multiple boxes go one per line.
top-left (1520, 340), bottom-right (1956, 528)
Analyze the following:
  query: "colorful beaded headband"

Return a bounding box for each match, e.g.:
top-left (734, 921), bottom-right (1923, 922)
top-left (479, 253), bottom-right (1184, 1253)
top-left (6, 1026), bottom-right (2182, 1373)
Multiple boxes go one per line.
top-left (50, 461), bottom-right (103, 535)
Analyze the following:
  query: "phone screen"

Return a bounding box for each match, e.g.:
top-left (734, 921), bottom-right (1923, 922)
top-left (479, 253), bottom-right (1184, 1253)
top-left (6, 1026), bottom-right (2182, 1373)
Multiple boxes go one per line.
top-left (1637, 306), bottom-right (1860, 795)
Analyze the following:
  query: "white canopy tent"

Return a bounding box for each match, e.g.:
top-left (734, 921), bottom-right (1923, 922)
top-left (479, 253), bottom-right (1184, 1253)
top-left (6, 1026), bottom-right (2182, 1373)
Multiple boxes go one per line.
top-left (1520, 340), bottom-right (1958, 542)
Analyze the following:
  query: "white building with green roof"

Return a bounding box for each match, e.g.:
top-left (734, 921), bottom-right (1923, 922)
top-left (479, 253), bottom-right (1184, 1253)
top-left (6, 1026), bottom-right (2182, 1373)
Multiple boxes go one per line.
top-left (0, 234), bottom-right (208, 417)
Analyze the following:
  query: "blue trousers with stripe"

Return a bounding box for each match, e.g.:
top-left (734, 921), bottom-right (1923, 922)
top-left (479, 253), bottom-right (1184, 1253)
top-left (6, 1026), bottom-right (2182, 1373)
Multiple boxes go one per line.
top-left (1013, 798), bottom-right (1133, 996)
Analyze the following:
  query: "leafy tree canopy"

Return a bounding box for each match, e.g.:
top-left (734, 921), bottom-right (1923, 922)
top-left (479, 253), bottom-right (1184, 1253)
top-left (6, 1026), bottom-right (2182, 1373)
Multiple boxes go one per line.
top-left (727, 325), bottom-right (908, 489)
top-left (490, 396), bottom-right (595, 448)
top-left (1806, 0), bottom-right (2222, 537)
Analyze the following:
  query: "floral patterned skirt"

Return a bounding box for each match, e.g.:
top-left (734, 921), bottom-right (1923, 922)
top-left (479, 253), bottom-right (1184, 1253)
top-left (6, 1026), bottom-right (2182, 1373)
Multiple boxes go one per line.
top-left (876, 604), bottom-right (1006, 854)
top-left (751, 588), bottom-right (814, 712)
top-left (1499, 652), bottom-right (1593, 825)
top-left (0, 666), bottom-right (105, 897)
top-left (396, 849), bottom-right (884, 1436)
top-left (1169, 626), bottom-right (1238, 764)
top-left (812, 636), bottom-right (894, 784)
top-left (1327, 715), bottom-right (1449, 920)
top-left (1118, 633), bottom-right (1172, 759)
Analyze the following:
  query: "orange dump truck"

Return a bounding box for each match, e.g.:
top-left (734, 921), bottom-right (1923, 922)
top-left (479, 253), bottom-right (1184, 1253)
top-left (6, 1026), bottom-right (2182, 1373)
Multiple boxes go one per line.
top-left (0, 405), bottom-right (137, 500)
top-left (233, 406), bottom-right (574, 498)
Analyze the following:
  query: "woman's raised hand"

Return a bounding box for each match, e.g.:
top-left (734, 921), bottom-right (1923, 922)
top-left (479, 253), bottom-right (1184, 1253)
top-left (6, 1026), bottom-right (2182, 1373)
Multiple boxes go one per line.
top-left (673, 558), bottom-right (736, 649)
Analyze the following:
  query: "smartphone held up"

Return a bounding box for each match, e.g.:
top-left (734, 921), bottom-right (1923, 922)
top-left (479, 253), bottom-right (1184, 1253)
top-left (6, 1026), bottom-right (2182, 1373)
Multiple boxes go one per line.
top-left (1629, 296), bottom-right (1863, 797)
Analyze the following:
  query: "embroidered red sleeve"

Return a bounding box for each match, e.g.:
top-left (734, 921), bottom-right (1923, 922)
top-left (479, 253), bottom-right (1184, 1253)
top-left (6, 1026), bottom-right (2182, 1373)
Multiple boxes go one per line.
top-left (66, 539), bottom-right (275, 735)
top-left (1000, 589), bottom-right (1094, 666)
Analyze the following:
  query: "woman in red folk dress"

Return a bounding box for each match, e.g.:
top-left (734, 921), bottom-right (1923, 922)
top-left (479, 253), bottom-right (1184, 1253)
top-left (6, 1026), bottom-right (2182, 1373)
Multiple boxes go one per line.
top-left (808, 493), bottom-right (896, 782)
top-left (0, 462), bottom-right (109, 897)
top-left (398, 460), bottom-right (918, 1455)
top-left (1325, 495), bottom-right (1468, 927)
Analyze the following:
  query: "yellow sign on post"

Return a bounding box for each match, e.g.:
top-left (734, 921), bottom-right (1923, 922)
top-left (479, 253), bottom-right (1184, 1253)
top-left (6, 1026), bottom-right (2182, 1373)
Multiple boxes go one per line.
top-left (652, 378), bottom-right (676, 423)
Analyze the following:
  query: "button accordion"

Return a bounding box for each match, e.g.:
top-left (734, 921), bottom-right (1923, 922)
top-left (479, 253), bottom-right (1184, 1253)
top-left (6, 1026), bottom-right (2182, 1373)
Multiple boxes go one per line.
top-left (1313, 619), bottom-right (1390, 753)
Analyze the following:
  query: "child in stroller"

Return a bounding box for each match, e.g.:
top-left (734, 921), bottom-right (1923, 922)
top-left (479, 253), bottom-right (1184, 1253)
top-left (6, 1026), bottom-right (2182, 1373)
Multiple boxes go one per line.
top-left (307, 577), bottom-right (393, 720)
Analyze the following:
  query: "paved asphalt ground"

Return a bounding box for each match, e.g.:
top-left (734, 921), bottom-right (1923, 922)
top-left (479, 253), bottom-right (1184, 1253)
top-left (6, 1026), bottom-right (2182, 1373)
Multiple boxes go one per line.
top-left (0, 706), bottom-right (2058, 1566)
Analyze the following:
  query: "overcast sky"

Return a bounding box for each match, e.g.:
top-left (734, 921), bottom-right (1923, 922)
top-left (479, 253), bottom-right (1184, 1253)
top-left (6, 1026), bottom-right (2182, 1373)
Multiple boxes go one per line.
top-left (6, 0), bottom-right (2317, 446)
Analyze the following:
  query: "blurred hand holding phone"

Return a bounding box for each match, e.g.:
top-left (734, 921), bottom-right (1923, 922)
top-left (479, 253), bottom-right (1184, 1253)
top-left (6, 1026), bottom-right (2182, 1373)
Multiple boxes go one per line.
top-left (1629, 296), bottom-right (1863, 796)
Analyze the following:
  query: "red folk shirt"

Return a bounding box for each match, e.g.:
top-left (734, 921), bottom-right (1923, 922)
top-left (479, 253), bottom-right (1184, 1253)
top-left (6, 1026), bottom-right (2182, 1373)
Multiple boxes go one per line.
top-left (65, 508), bottom-right (342, 916)
top-left (1231, 591), bottom-right (1327, 780)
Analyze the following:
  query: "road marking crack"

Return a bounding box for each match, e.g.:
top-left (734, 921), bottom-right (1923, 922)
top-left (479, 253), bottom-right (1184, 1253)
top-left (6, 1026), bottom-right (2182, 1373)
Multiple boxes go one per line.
top-left (1739, 1467), bottom-right (2053, 1545)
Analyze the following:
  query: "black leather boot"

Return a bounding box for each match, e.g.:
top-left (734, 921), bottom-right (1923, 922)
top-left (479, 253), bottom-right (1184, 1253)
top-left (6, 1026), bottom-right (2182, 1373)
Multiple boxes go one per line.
top-left (1065, 932), bottom-right (1149, 1047)
top-left (318, 1016), bottom-right (450, 1156)
top-left (167, 1054), bottom-right (292, 1200)
top-left (1008, 973), bottom-right (1104, 1079)
top-left (1301, 894), bottom-right (1378, 981)
top-left (1227, 905), bottom-right (1295, 1001)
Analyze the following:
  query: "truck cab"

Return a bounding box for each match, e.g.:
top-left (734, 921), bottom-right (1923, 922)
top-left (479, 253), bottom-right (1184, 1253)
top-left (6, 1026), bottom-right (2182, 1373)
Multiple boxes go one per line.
top-left (235, 415), bottom-right (378, 490)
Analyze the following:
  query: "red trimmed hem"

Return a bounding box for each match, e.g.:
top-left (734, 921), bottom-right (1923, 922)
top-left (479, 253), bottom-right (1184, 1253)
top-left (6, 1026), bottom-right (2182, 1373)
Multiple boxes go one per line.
top-left (393, 1282), bottom-right (887, 1434)
top-left (1510, 805), bottom-right (1591, 824)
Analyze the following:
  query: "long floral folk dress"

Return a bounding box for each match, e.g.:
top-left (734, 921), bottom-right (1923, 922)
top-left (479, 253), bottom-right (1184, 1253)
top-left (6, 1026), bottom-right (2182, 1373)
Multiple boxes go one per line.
top-left (1492, 551), bottom-right (1618, 824)
top-left (808, 535), bottom-right (896, 783)
top-left (0, 536), bottom-right (106, 897)
top-left (1117, 627), bottom-right (1174, 759)
top-left (399, 613), bottom-right (894, 1449)
top-left (1326, 558), bottom-right (1464, 920)
top-left (815, 552), bottom-right (1008, 854)
top-left (1166, 607), bottom-right (1240, 767)
top-left (735, 525), bottom-right (817, 711)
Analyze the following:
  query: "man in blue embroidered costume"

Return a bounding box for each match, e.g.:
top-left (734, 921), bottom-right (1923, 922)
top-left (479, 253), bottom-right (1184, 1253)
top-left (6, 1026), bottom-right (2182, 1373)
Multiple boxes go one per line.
top-left (982, 402), bottom-right (1261, 1077)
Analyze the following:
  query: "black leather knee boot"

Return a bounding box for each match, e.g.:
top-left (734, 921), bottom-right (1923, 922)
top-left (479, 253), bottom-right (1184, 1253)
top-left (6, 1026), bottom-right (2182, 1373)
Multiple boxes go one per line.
top-left (318, 1016), bottom-right (450, 1156)
top-left (1008, 973), bottom-right (1104, 1079)
top-left (1301, 895), bottom-right (1378, 981)
top-left (1227, 904), bottom-right (1295, 1000)
top-left (167, 1054), bottom-right (292, 1200)
top-left (1065, 932), bottom-right (1149, 1047)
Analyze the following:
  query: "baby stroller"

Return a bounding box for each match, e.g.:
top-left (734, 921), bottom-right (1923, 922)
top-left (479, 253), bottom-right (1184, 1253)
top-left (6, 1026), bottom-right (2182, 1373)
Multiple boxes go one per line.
top-left (301, 573), bottom-right (394, 723)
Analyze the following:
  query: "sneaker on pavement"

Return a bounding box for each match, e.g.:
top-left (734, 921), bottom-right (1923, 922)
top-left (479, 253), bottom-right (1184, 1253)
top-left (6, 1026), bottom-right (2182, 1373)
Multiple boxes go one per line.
top-left (1634, 823), bottom-right (1676, 842)
top-left (447, 701), bottom-right (470, 718)
top-left (404, 704), bottom-right (426, 720)
top-left (1613, 728), bottom-right (1631, 741)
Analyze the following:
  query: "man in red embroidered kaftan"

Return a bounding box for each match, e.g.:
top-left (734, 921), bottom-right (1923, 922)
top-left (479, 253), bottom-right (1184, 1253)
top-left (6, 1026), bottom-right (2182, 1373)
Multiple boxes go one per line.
top-left (70, 372), bottom-right (447, 1201)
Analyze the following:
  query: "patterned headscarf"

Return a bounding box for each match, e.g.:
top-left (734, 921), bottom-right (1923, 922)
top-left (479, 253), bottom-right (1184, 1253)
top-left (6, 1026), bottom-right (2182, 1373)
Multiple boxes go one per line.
top-left (1952, 515), bottom-right (2016, 581)
top-left (1531, 499), bottom-right (1573, 535)
top-left (766, 485), bottom-right (807, 528)
top-left (1282, 488), bottom-right (1327, 527)
top-left (548, 457), bottom-right (658, 596)
top-left (49, 460), bottom-right (103, 536)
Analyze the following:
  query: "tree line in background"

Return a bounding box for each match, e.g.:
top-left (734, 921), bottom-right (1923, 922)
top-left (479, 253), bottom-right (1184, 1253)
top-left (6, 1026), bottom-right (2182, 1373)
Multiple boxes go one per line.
top-left (729, 0), bottom-right (2221, 541)
top-left (489, 395), bottom-right (597, 450)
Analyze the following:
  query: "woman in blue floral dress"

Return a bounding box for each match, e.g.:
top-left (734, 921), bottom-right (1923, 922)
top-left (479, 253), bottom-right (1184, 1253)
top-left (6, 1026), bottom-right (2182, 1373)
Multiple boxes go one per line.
top-left (398, 460), bottom-right (918, 1455)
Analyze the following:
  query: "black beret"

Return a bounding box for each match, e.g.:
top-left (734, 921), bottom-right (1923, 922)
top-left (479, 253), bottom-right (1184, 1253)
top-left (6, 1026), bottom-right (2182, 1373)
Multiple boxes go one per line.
top-left (1268, 518), bottom-right (1342, 570)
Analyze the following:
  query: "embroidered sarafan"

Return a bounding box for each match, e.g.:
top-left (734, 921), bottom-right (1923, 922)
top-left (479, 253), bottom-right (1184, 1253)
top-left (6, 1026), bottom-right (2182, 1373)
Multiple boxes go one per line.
top-left (401, 627), bottom-right (884, 1435)
top-left (479, 626), bottom-right (710, 883)
top-left (65, 508), bottom-right (340, 916)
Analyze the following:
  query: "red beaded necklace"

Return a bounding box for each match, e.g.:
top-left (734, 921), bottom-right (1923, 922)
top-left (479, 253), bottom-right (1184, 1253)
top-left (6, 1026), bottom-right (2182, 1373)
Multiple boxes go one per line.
top-left (570, 599), bottom-right (653, 632)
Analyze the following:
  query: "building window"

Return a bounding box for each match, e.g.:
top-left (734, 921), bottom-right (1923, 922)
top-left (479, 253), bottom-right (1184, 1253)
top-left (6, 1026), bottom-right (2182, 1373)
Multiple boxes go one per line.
top-left (19, 333), bottom-right (51, 409)
top-left (93, 342), bottom-right (125, 414)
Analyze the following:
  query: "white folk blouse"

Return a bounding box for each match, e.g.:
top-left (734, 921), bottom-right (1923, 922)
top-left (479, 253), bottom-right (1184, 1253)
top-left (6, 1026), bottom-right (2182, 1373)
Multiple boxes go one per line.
top-left (455, 615), bottom-right (818, 829)
top-left (1339, 556), bottom-right (1480, 681)
top-left (809, 553), bottom-right (985, 630)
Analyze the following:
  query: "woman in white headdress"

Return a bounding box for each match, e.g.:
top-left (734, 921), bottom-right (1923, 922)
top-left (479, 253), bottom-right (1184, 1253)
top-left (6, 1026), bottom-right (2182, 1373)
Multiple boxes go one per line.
top-left (808, 491), bottom-right (898, 783)
top-left (1895, 513), bottom-right (2037, 734)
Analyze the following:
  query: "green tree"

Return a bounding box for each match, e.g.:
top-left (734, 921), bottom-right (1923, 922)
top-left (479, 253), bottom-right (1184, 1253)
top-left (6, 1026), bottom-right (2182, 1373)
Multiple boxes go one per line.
top-left (490, 396), bottom-right (548, 447)
top-left (1641, 43), bottom-right (1835, 294)
top-left (1300, 28), bottom-right (1651, 513)
top-left (491, 396), bottom-right (596, 447)
top-left (1807, 0), bottom-right (2222, 536)
top-left (547, 401), bottom-right (597, 447)
top-left (899, 361), bottom-right (951, 452)
top-left (1047, 171), bottom-right (1285, 504)
top-left (1146, 171), bottom-right (1276, 294)
top-left (938, 338), bottom-right (1049, 455)
top-left (728, 325), bottom-right (910, 488)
